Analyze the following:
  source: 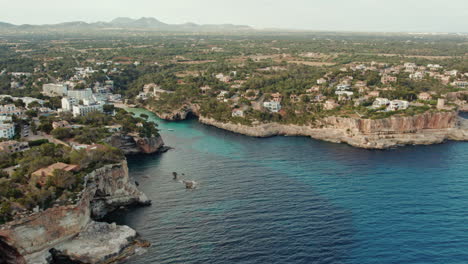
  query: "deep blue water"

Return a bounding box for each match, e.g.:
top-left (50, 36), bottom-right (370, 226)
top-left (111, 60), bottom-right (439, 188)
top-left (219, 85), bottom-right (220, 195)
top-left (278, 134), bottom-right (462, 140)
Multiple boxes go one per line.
top-left (110, 109), bottom-right (468, 264)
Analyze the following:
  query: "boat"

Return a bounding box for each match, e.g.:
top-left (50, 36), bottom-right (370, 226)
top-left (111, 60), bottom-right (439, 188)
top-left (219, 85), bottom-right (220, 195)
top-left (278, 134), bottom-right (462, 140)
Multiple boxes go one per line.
top-left (168, 129), bottom-right (175, 131)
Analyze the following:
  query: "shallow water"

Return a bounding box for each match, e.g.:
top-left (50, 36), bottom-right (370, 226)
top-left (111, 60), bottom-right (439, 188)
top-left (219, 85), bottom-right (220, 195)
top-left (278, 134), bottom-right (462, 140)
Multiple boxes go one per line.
top-left (108, 109), bottom-right (468, 264)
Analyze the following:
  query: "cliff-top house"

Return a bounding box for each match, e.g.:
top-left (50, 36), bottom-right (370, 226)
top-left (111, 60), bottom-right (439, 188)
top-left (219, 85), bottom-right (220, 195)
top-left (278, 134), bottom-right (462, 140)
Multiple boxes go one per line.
top-left (31, 162), bottom-right (80, 186)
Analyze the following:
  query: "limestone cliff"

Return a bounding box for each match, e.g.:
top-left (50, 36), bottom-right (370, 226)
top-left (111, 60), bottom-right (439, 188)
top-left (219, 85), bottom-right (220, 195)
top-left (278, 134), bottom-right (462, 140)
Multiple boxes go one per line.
top-left (106, 134), bottom-right (164, 155)
top-left (320, 111), bottom-right (458, 134)
top-left (0, 161), bottom-right (149, 264)
top-left (151, 104), bottom-right (199, 121)
top-left (199, 111), bottom-right (468, 149)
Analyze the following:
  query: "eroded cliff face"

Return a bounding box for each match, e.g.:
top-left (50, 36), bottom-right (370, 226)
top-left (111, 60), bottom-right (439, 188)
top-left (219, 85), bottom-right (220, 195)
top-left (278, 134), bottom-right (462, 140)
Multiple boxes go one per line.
top-left (321, 111), bottom-right (458, 134)
top-left (90, 161), bottom-right (150, 219)
top-left (152, 104), bottom-right (200, 121)
top-left (199, 111), bottom-right (468, 149)
top-left (106, 134), bottom-right (164, 155)
top-left (0, 161), bottom-right (149, 264)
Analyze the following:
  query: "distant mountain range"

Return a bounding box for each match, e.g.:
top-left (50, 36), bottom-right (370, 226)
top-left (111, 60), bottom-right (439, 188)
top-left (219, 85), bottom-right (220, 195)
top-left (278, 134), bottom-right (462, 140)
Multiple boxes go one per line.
top-left (0, 17), bottom-right (253, 32)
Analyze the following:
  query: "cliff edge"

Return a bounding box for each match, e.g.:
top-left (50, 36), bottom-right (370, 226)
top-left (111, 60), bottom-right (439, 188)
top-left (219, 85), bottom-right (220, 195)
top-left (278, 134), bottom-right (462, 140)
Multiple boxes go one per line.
top-left (198, 111), bottom-right (468, 149)
top-left (0, 161), bottom-right (149, 264)
top-left (106, 134), bottom-right (165, 155)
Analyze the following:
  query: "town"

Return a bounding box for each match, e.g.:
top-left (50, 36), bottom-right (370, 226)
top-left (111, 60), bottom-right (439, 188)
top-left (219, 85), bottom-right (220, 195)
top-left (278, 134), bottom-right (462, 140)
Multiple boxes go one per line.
top-left (1, 34), bottom-right (467, 148)
top-left (0, 29), bottom-right (467, 256)
top-left (0, 7), bottom-right (467, 264)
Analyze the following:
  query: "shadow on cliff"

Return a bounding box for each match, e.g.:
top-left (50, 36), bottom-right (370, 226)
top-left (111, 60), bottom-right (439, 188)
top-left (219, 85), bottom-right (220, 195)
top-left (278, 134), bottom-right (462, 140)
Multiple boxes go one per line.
top-left (0, 236), bottom-right (25, 264)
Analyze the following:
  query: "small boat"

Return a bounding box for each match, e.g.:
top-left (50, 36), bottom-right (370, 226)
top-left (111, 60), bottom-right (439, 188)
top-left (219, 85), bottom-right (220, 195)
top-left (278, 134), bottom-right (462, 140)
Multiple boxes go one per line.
top-left (168, 129), bottom-right (175, 131)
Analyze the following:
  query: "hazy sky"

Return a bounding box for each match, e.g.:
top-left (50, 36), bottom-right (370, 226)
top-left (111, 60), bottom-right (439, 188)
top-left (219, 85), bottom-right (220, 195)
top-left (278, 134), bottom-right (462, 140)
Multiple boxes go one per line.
top-left (1, 0), bottom-right (467, 32)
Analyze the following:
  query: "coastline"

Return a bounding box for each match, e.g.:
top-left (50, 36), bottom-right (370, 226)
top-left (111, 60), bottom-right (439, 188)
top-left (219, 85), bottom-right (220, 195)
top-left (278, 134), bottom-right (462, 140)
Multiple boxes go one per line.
top-left (198, 115), bottom-right (468, 149)
top-left (146, 106), bottom-right (468, 149)
top-left (0, 161), bottom-right (152, 264)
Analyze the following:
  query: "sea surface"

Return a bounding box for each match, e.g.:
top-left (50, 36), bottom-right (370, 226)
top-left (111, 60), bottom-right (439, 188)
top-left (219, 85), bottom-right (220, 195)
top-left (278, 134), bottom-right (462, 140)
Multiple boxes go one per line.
top-left (108, 109), bottom-right (468, 264)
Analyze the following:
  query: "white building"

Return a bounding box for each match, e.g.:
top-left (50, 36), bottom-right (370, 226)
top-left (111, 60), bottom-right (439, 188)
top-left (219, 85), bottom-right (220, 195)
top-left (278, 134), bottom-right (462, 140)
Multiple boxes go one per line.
top-left (404, 63), bottom-right (417, 72)
top-left (42, 83), bottom-right (68, 97)
top-left (0, 104), bottom-right (23, 116)
top-left (61, 97), bottom-right (78, 111)
top-left (0, 116), bottom-right (12, 123)
top-left (372, 98), bottom-right (390, 108)
top-left (387, 100), bottom-right (409, 111)
top-left (215, 73), bottom-right (232, 83)
top-left (232, 109), bottom-right (244, 117)
top-left (72, 104), bottom-right (104, 117)
top-left (427, 64), bottom-right (442, 71)
top-left (336, 84), bottom-right (351, 91)
top-left (136, 92), bottom-right (148, 101)
top-left (108, 94), bottom-right (122, 102)
top-left (0, 123), bottom-right (15, 139)
top-left (410, 72), bottom-right (425, 80)
top-left (10, 72), bottom-right (32, 77)
top-left (446, 70), bottom-right (458, 77)
top-left (263, 101), bottom-right (282, 113)
top-left (217, 91), bottom-right (230, 101)
top-left (335, 91), bottom-right (354, 96)
top-left (67, 88), bottom-right (93, 101)
top-left (452, 80), bottom-right (468, 89)
top-left (317, 78), bottom-right (327, 85)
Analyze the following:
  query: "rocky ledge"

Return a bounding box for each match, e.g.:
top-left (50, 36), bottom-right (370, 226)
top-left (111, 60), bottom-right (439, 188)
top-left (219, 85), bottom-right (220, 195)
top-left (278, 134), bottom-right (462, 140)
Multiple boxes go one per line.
top-left (199, 111), bottom-right (468, 149)
top-left (0, 161), bottom-right (150, 264)
top-left (106, 134), bottom-right (165, 155)
top-left (151, 104), bottom-right (199, 121)
top-left (52, 221), bottom-right (149, 264)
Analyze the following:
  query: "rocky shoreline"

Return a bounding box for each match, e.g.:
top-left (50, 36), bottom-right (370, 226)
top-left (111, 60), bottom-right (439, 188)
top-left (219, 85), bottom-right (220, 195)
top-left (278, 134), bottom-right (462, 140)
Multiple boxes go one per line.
top-left (199, 115), bottom-right (468, 149)
top-left (0, 161), bottom-right (150, 264)
top-left (105, 134), bottom-right (165, 155)
top-left (148, 104), bottom-right (199, 122)
top-left (151, 106), bottom-right (468, 149)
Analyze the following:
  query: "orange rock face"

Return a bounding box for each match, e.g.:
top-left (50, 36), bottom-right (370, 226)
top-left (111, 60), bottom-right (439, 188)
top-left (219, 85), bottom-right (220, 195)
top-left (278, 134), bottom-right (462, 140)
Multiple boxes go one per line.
top-left (323, 111), bottom-right (458, 134)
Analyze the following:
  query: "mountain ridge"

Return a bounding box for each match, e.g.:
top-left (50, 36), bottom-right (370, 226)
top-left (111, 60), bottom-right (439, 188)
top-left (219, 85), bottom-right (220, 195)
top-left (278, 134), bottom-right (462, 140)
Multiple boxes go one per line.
top-left (0, 17), bottom-right (253, 32)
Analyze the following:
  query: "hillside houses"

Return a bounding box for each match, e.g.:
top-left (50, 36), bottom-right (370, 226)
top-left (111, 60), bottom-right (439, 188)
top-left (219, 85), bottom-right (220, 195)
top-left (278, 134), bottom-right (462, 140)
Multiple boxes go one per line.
top-left (381, 74), bottom-right (397, 84)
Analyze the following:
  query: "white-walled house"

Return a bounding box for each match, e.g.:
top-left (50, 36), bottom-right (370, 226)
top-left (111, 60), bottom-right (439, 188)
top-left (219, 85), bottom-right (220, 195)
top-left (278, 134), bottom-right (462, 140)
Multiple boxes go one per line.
top-left (372, 98), bottom-right (390, 108)
top-left (336, 84), bottom-right (351, 91)
top-left (387, 100), bottom-right (409, 111)
top-left (263, 101), bottom-right (282, 113)
top-left (232, 109), bottom-right (245, 117)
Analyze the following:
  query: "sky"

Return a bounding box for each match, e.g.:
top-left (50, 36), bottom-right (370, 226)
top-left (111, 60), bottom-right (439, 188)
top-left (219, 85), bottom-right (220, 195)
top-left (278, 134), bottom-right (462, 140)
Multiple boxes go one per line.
top-left (1, 0), bottom-right (467, 32)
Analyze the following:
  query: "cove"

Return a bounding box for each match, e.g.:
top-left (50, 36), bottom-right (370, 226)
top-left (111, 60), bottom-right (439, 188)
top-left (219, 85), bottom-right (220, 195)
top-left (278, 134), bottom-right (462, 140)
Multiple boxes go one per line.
top-left (107, 109), bottom-right (468, 264)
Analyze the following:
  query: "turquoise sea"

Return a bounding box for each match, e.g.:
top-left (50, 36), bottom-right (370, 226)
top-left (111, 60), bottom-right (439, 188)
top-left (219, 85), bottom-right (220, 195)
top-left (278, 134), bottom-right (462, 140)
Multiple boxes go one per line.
top-left (109, 109), bottom-right (468, 264)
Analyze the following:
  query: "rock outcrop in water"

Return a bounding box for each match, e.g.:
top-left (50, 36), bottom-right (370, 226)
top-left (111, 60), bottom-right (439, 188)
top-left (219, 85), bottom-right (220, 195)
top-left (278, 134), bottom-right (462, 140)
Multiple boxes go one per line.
top-left (106, 134), bottom-right (165, 155)
top-left (0, 161), bottom-right (150, 264)
top-left (198, 111), bottom-right (468, 149)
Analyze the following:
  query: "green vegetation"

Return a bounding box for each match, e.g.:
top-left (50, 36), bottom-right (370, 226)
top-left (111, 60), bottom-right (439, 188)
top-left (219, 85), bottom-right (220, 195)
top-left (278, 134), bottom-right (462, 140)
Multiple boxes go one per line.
top-left (0, 143), bottom-right (124, 224)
